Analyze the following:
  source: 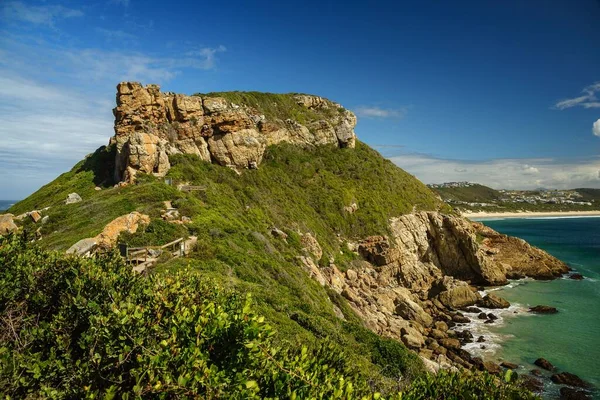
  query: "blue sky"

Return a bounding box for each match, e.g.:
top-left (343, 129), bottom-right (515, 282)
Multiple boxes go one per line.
top-left (1, 0), bottom-right (599, 199)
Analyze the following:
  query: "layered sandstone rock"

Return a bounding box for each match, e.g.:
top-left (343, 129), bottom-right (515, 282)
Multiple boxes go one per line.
top-left (111, 82), bottom-right (357, 182)
top-left (296, 211), bottom-right (569, 369)
top-left (67, 212), bottom-right (150, 255)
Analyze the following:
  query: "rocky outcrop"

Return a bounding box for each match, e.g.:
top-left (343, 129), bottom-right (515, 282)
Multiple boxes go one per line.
top-left (67, 212), bottom-right (150, 255)
top-left (65, 193), bottom-right (82, 204)
top-left (294, 211), bottom-right (569, 370)
top-left (111, 82), bottom-right (357, 182)
top-left (474, 222), bottom-right (569, 279)
top-left (551, 372), bottom-right (591, 388)
top-left (0, 214), bottom-right (18, 235)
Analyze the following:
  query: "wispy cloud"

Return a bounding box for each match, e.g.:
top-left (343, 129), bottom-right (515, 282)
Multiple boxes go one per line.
top-left (388, 152), bottom-right (600, 189)
top-left (593, 119), bottom-right (600, 137)
top-left (354, 105), bottom-right (408, 119)
top-left (0, 29), bottom-right (227, 198)
top-left (554, 82), bottom-right (600, 110)
top-left (1, 1), bottom-right (83, 27)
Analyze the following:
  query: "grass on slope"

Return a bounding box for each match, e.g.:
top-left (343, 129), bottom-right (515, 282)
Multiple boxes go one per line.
top-left (7, 141), bottom-right (449, 392)
top-left (432, 184), bottom-right (501, 203)
top-left (196, 91), bottom-right (345, 125)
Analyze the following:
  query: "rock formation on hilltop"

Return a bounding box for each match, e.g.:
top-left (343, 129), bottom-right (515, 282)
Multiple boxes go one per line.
top-left (111, 82), bottom-right (357, 182)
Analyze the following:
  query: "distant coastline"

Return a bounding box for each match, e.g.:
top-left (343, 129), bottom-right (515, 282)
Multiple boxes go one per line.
top-left (463, 210), bottom-right (600, 220)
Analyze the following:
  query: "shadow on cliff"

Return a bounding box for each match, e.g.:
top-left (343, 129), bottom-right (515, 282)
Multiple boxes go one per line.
top-left (75, 145), bottom-right (116, 187)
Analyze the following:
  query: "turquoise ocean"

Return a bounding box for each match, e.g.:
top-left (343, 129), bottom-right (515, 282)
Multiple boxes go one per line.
top-left (468, 217), bottom-right (599, 399)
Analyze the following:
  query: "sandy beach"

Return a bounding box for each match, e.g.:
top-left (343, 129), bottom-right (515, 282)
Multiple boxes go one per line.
top-left (462, 210), bottom-right (600, 219)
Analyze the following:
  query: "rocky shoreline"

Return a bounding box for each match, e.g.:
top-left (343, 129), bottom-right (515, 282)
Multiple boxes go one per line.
top-left (295, 211), bottom-right (597, 397)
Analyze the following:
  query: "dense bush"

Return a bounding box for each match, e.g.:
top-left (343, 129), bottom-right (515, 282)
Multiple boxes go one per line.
top-left (118, 219), bottom-right (189, 247)
top-left (0, 235), bottom-right (372, 398)
top-left (0, 236), bottom-right (537, 399)
top-left (401, 370), bottom-right (537, 400)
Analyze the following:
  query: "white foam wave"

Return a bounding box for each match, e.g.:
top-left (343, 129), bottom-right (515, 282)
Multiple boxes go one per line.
top-left (460, 303), bottom-right (531, 360)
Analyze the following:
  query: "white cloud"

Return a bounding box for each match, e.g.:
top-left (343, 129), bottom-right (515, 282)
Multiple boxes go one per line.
top-left (1, 1), bottom-right (83, 27)
top-left (0, 31), bottom-right (227, 199)
top-left (354, 106), bottom-right (407, 119)
top-left (554, 82), bottom-right (600, 110)
top-left (521, 164), bottom-right (539, 174)
top-left (388, 153), bottom-right (600, 189)
top-left (593, 119), bottom-right (600, 137)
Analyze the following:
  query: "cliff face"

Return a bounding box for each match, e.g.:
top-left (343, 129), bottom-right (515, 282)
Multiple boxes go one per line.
top-left (301, 211), bottom-right (569, 371)
top-left (111, 82), bottom-right (357, 182)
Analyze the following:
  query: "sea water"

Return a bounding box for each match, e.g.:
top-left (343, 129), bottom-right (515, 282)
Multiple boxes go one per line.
top-left (0, 200), bottom-right (17, 212)
top-left (471, 217), bottom-right (600, 398)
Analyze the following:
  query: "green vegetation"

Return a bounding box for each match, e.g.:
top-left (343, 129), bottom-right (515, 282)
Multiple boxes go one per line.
top-left (5, 140), bottom-right (539, 398)
top-left (0, 236), bottom-right (536, 399)
top-left (196, 91), bottom-right (342, 125)
top-left (430, 183), bottom-right (600, 213)
top-left (574, 188), bottom-right (600, 203)
top-left (431, 184), bottom-right (501, 203)
top-left (7, 141), bottom-right (449, 393)
top-left (119, 219), bottom-right (189, 247)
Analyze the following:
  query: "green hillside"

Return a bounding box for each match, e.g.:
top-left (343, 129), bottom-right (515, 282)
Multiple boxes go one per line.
top-left (6, 141), bottom-right (445, 389)
top-left (430, 183), bottom-right (501, 203)
top-left (574, 188), bottom-right (600, 202)
top-left (1, 137), bottom-right (541, 397)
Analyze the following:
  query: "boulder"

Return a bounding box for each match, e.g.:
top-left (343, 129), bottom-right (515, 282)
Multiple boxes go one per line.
top-left (500, 361), bottom-right (519, 370)
top-left (434, 321), bottom-right (448, 332)
top-left (301, 233), bottom-right (322, 261)
top-left (530, 305), bottom-right (558, 314)
top-left (477, 293), bottom-right (510, 309)
top-left (569, 273), bottom-right (584, 280)
top-left (96, 212), bottom-right (150, 247)
top-left (439, 338), bottom-right (461, 350)
top-left (66, 193), bottom-right (82, 204)
top-left (438, 286), bottom-right (481, 309)
top-left (482, 361), bottom-right (501, 375)
top-left (534, 357), bottom-right (555, 371)
top-left (560, 387), bottom-right (592, 400)
top-left (430, 329), bottom-right (447, 340)
top-left (271, 227), bottom-right (288, 240)
top-left (29, 211), bottom-right (42, 223)
top-left (551, 372), bottom-right (591, 388)
top-left (395, 297), bottom-right (433, 327)
top-left (0, 214), bottom-right (18, 235)
top-left (66, 238), bottom-right (98, 256)
top-left (521, 375), bottom-right (544, 392)
top-left (451, 313), bottom-right (470, 323)
top-left (478, 312), bottom-right (488, 320)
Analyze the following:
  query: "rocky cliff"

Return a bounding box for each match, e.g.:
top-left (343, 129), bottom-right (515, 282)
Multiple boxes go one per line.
top-left (111, 82), bottom-right (357, 182)
top-left (299, 211), bottom-right (569, 371)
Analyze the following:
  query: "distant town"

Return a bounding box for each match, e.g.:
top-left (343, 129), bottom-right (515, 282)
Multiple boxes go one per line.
top-left (428, 182), bottom-right (599, 212)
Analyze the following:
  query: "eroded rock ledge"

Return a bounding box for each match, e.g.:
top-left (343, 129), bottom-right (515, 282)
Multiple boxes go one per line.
top-left (299, 211), bottom-right (569, 372)
top-left (111, 82), bottom-right (357, 182)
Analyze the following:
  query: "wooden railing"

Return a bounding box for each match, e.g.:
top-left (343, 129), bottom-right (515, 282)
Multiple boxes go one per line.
top-left (122, 237), bottom-right (186, 272)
